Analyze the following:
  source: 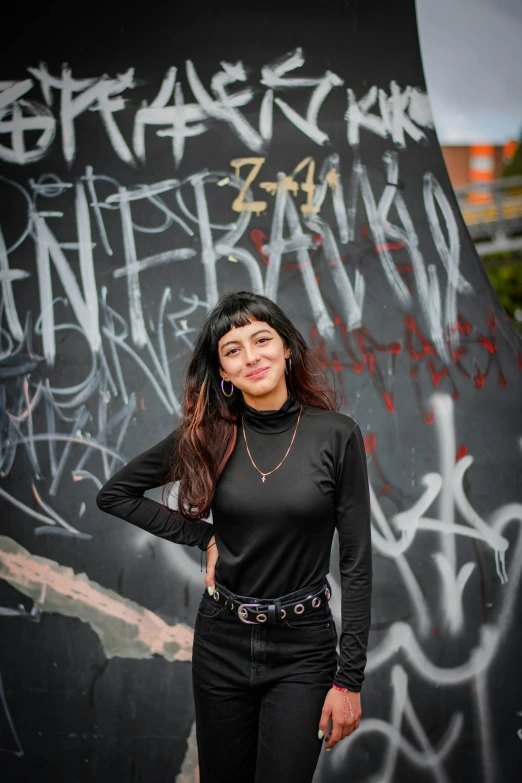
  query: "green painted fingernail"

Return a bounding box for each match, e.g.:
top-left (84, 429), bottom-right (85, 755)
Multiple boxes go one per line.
top-left (326, 748), bottom-right (331, 752)
top-left (207, 586), bottom-right (214, 596)
top-left (318, 730), bottom-right (324, 739)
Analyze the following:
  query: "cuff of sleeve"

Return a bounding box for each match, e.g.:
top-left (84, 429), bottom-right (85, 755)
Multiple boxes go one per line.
top-left (199, 524), bottom-right (215, 552)
top-left (333, 670), bottom-right (363, 692)
top-left (333, 682), bottom-right (360, 692)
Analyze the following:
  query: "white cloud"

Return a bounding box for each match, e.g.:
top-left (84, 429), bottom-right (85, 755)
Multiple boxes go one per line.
top-left (415, 0), bottom-right (522, 143)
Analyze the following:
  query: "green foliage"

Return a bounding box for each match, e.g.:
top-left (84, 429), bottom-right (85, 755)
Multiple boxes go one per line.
top-left (502, 131), bottom-right (522, 178)
top-left (484, 253), bottom-right (522, 334)
top-left (481, 132), bottom-right (522, 333)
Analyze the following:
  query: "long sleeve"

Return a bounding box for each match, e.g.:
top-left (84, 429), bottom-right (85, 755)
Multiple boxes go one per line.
top-left (334, 421), bottom-right (372, 691)
top-left (96, 433), bottom-right (215, 551)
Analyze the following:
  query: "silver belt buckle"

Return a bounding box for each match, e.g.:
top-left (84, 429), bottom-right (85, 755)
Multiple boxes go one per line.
top-left (238, 603), bottom-right (261, 624)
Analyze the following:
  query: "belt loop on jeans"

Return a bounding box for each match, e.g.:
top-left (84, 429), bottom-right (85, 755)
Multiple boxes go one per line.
top-left (267, 600), bottom-right (279, 626)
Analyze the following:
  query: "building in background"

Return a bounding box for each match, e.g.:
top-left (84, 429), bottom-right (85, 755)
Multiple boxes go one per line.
top-left (440, 140), bottom-right (522, 260)
top-left (441, 139), bottom-right (522, 330)
top-left (441, 140), bottom-right (518, 194)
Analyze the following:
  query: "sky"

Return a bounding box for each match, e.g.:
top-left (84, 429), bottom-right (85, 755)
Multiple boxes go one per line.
top-left (415, 0), bottom-right (522, 144)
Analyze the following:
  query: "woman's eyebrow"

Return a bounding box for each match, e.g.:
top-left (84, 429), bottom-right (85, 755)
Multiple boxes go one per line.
top-left (220, 329), bottom-right (272, 350)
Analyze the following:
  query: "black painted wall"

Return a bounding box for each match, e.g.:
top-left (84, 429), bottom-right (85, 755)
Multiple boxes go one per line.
top-left (1, 2), bottom-right (521, 781)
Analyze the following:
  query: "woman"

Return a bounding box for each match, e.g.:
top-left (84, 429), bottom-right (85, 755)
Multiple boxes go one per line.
top-left (97, 291), bottom-right (372, 783)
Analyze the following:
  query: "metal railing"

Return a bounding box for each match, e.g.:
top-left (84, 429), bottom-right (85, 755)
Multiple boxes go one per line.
top-left (455, 175), bottom-right (522, 257)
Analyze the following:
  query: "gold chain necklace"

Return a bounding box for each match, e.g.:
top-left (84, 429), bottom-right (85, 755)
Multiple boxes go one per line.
top-left (242, 406), bottom-right (303, 483)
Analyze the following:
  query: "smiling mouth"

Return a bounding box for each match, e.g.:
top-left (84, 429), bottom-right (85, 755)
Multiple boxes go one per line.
top-left (246, 366), bottom-right (270, 379)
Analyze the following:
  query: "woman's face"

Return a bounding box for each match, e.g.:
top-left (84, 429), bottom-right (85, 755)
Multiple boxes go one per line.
top-left (218, 318), bottom-right (290, 407)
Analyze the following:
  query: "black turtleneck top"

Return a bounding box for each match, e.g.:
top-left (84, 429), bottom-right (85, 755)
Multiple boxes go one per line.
top-left (96, 396), bottom-right (372, 691)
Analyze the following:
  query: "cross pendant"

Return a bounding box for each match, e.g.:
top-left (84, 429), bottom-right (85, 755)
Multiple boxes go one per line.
top-left (262, 475), bottom-right (266, 483)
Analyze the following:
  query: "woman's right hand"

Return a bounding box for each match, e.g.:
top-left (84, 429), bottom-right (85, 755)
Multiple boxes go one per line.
top-left (205, 536), bottom-right (219, 595)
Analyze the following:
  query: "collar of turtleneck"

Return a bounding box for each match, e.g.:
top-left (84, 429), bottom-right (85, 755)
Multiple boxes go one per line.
top-left (241, 393), bottom-right (301, 434)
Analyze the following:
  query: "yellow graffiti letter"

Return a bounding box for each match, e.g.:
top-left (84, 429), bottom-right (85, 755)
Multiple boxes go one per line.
top-left (293, 157), bottom-right (320, 216)
top-left (231, 158), bottom-right (267, 214)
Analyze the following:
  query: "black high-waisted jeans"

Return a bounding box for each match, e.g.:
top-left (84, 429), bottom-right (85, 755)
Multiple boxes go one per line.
top-left (191, 577), bottom-right (338, 783)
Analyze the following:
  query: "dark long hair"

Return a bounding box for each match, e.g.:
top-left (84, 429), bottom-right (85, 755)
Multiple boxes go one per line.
top-left (167, 291), bottom-right (339, 520)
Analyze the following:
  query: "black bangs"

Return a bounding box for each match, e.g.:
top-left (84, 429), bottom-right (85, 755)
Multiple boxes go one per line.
top-left (209, 294), bottom-right (277, 344)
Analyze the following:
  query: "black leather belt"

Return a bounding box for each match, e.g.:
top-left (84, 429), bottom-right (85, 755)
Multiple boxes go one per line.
top-left (210, 580), bottom-right (331, 625)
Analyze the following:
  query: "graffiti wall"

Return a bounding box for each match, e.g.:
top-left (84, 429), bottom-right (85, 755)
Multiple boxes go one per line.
top-left (1, 1), bottom-right (521, 781)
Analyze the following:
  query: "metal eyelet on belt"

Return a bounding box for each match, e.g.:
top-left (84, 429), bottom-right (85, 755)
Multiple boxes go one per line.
top-left (294, 603), bottom-right (305, 615)
top-left (213, 590), bottom-right (220, 601)
top-left (312, 597), bottom-right (321, 608)
top-left (280, 609), bottom-right (286, 619)
top-left (325, 588), bottom-right (331, 600)
top-left (257, 614), bottom-right (267, 623)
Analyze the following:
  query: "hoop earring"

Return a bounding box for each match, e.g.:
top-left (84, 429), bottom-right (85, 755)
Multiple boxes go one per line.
top-left (221, 378), bottom-right (234, 397)
top-left (285, 357), bottom-right (292, 374)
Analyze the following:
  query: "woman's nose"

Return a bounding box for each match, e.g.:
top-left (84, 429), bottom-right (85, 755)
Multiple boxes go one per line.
top-left (245, 350), bottom-right (259, 365)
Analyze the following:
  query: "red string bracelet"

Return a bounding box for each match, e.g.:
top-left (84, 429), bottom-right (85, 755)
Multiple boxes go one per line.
top-left (332, 684), bottom-right (354, 718)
